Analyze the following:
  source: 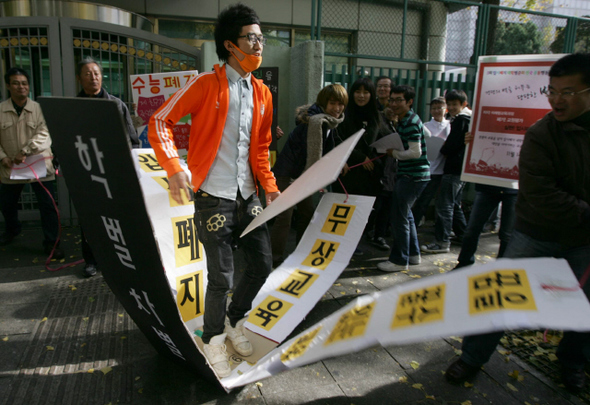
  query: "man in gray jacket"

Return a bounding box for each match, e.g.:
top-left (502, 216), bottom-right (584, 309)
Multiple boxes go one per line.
top-left (0, 67), bottom-right (63, 259)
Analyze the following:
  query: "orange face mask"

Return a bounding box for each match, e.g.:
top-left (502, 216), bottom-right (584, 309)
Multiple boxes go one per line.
top-left (228, 41), bottom-right (262, 73)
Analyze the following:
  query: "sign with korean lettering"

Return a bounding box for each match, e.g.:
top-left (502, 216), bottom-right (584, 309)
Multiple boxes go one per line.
top-left (468, 269), bottom-right (536, 314)
top-left (34, 100), bottom-right (590, 393)
top-left (39, 98), bottom-right (215, 383)
top-left (176, 271), bottom-right (204, 322)
top-left (131, 71), bottom-right (198, 151)
top-left (463, 54), bottom-right (563, 188)
top-left (221, 257), bottom-right (590, 390)
top-left (392, 284), bottom-right (446, 329)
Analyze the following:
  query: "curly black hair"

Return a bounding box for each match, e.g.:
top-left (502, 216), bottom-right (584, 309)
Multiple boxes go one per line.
top-left (214, 3), bottom-right (261, 62)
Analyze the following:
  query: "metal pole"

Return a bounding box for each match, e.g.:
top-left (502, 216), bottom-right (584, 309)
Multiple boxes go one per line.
top-left (401, 0), bottom-right (408, 58)
top-left (311, 0), bottom-right (316, 40)
top-left (317, 0), bottom-right (322, 40)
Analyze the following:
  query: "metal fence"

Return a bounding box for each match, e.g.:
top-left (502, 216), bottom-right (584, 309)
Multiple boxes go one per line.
top-left (315, 0), bottom-right (589, 119)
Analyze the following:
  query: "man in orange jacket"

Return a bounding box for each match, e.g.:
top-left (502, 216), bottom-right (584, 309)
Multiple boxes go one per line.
top-left (148, 3), bottom-right (279, 378)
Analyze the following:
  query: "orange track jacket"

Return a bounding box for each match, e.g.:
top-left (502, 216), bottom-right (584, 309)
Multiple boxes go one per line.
top-left (148, 63), bottom-right (278, 194)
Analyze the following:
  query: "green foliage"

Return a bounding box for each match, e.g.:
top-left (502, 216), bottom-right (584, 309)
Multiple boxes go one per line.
top-left (493, 21), bottom-right (542, 55)
top-left (550, 17), bottom-right (590, 53)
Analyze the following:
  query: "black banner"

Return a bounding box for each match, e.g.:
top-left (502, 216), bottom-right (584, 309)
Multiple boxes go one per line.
top-left (39, 97), bottom-right (216, 383)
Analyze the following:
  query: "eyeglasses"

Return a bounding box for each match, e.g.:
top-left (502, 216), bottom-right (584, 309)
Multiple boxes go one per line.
top-left (238, 33), bottom-right (267, 46)
top-left (541, 87), bottom-right (590, 99)
top-left (388, 97), bottom-right (406, 104)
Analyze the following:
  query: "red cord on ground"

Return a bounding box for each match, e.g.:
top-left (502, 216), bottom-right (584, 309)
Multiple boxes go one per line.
top-left (11, 157), bottom-right (84, 271)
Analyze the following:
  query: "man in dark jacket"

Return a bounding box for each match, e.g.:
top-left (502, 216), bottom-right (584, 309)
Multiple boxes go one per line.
top-left (445, 53), bottom-right (590, 393)
top-left (76, 57), bottom-right (139, 277)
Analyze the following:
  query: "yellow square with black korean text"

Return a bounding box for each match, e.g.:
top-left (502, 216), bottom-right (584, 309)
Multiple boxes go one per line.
top-left (248, 296), bottom-right (294, 331)
top-left (281, 326), bottom-right (321, 363)
top-left (172, 214), bottom-right (204, 268)
top-left (325, 302), bottom-right (375, 345)
top-left (153, 176), bottom-right (191, 207)
top-left (302, 239), bottom-right (340, 270)
top-left (321, 203), bottom-right (356, 236)
top-left (176, 270), bottom-right (204, 322)
top-left (138, 153), bottom-right (164, 173)
top-left (468, 269), bottom-right (537, 315)
top-left (277, 269), bottom-right (319, 298)
top-left (392, 284), bottom-right (446, 329)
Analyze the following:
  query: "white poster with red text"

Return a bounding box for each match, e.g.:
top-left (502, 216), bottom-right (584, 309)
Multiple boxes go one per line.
top-left (131, 71), bottom-right (198, 154)
top-left (462, 54), bottom-right (564, 188)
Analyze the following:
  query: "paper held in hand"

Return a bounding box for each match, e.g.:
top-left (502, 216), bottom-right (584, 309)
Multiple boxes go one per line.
top-left (370, 132), bottom-right (404, 153)
top-left (10, 155), bottom-right (47, 180)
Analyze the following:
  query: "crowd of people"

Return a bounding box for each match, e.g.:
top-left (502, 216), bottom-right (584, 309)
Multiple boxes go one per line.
top-left (1, 2), bottom-right (589, 393)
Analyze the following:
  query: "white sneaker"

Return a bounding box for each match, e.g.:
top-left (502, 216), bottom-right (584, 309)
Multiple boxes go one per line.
top-left (409, 255), bottom-right (421, 265)
top-left (224, 317), bottom-right (253, 356)
top-left (377, 261), bottom-right (408, 272)
top-left (203, 333), bottom-right (231, 378)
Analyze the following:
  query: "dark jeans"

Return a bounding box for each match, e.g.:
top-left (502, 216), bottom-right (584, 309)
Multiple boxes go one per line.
top-left (0, 181), bottom-right (58, 244)
top-left (460, 230), bottom-right (590, 369)
top-left (434, 174), bottom-right (466, 244)
top-left (373, 192), bottom-right (393, 239)
top-left (80, 228), bottom-right (97, 265)
top-left (413, 174), bottom-right (442, 225)
top-left (456, 189), bottom-right (517, 267)
top-left (194, 190), bottom-right (272, 343)
top-left (270, 176), bottom-right (314, 265)
top-left (388, 176), bottom-right (428, 265)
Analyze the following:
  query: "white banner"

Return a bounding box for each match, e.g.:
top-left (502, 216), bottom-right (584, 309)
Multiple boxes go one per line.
top-left (131, 70), bottom-right (198, 152)
top-left (462, 54), bottom-right (564, 188)
top-left (224, 257), bottom-right (590, 388)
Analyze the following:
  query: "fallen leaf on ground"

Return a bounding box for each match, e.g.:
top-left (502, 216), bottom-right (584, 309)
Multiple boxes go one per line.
top-left (46, 346), bottom-right (54, 351)
top-left (461, 401), bottom-right (472, 405)
top-left (463, 382), bottom-right (474, 388)
top-left (412, 383), bottom-right (423, 389)
top-left (410, 361), bottom-right (420, 370)
top-left (2, 336), bottom-right (8, 341)
top-left (398, 376), bottom-right (408, 383)
top-left (255, 382), bottom-right (263, 387)
top-left (40, 317), bottom-right (47, 322)
top-left (88, 368), bottom-right (94, 373)
top-left (506, 382), bottom-right (518, 392)
top-left (101, 366), bottom-right (112, 375)
top-left (409, 275), bottom-right (422, 279)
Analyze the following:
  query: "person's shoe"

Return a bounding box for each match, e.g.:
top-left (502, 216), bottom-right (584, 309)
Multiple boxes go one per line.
top-left (445, 359), bottom-right (481, 384)
top-left (353, 247), bottom-right (365, 256)
top-left (83, 264), bottom-right (97, 277)
top-left (421, 242), bottom-right (450, 254)
top-left (371, 237), bottom-right (390, 251)
top-left (561, 365), bottom-right (586, 392)
top-left (0, 231), bottom-right (18, 246)
top-left (203, 333), bottom-right (231, 378)
top-left (224, 317), bottom-right (253, 356)
top-left (377, 261), bottom-right (408, 272)
top-left (409, 255), bottom-right (421, 265)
